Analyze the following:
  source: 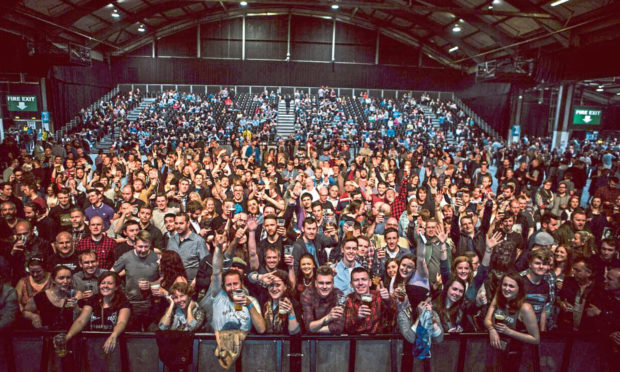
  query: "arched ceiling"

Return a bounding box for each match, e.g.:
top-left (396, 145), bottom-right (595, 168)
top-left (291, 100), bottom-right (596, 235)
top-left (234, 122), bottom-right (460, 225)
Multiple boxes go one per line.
top-left (1, 0), bottom-right (619, 71)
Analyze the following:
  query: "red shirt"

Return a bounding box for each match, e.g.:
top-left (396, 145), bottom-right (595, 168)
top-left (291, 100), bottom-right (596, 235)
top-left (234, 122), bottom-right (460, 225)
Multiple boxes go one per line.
top-left (76, 236), bottom-right (117, 269)
top-left (343, 290), bottom-right (392, 334)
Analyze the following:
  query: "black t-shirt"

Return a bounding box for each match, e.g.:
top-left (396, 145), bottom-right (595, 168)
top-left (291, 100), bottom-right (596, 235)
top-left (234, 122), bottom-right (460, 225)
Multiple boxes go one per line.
top-left (85, 295), bottom-right (131, 331)
top-left (33, 291), bottom-right (74, 330)
top-left (49, 204), bottom-right (74, 232)
top-left (46, 253), bottom-right (80, 273)
top-left (114, 243), bottom-right (133, 261)
top-left (521, 275), bottom-right (550, 321)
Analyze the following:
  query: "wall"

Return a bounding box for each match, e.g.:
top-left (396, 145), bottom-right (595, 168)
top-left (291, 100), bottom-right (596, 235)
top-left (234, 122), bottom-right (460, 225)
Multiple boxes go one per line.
top-left (458, 81), bottom-right (512, 138)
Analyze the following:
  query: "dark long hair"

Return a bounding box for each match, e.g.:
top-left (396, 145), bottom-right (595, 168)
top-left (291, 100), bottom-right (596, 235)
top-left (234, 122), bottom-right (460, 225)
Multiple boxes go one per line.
top-left (160, 250), bottom-right (188, 290)
top-left (433, 277), bottom-right (466, 328)
top-left (394, 254), bottom-right (416, 288)
top-left (96, 271), bottom-right (126, 309)
top-left (295, 253), bottom-right (317, 282)
top-left (495, 271), bottom-right (526, 312)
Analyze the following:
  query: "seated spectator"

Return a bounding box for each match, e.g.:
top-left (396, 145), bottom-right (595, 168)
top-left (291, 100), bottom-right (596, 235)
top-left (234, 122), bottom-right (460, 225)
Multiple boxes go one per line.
top-left (65, 271), bottom-right (130, 354)
top-left (159, 282), bottom-right (205, 332)
top-left (300, 265), bottom-right (345, 334)
top-left (22, 265), bottom-right (77, 330)
top-left (15, 256), bottom-right (51, 312)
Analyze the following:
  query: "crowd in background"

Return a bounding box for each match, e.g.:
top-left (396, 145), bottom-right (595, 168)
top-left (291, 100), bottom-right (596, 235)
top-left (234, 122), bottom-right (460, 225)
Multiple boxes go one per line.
top-left (0, 87), bottom-right (618, 370)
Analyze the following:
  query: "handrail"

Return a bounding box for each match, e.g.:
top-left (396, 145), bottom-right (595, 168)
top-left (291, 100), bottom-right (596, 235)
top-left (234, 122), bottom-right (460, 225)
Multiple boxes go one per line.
top-left (2, 330), bottom-right (610, 372)
top-left (451, 95), bottom-right (502, 139)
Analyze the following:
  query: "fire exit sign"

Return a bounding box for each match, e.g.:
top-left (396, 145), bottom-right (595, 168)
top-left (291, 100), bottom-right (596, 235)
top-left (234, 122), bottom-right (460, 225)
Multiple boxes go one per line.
top-left (573, 107), bottom-right (602, 125)
top-left (6, 95), bottom-right (38, 112)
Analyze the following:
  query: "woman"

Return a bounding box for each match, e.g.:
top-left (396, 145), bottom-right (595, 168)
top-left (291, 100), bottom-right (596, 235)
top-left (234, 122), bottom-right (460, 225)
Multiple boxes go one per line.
top-left (46, 185), bottom-right (59, 208)
top-left (390, 254), bottom-right (417, 295)
top-left (23, 265), bottom-right (77, 330)
top-left (398, 199), bottom-right (419, 237)
top-left (416, 187), bottom-right (435, 217)
top-left (15, 256), bottom-right (51, 312)
top-left (552, 245), bottom-right (573, 290)
top-left (585, 197), bottom-right (602, 222)
top-left (262, 270), bottom-right (302, 334)
top-left (571, 230), bottom-right (595, 258)
top-left (433, 277), bottom-right (467, 333)
top-left (159, 282), bottom-right (205, 331)
top-left (560, 196), bottom-right (580, 223)
top-left (484, 272), bottom-right (540, 372)
top-left (155, 250), bottom-right (188, 297)
top-left (382, 258), bottom-right (399, 288)
top-left (200, 198), bottom-right (218, 228)
top-left (65, 272), bottom-right (130, 353)
top-left (294, 254), bottom-right (317, 296)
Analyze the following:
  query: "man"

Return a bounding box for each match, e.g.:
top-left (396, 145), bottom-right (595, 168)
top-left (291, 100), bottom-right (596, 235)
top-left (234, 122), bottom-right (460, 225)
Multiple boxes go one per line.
top-left (555, 208), bottom-right (588, 246)
top-left (528, 213), bottom-right (560, 249)
top-left (84, 189), bottom-right (115, 231)
top-left (300, 265), bottom-right (345, 333)
top-left (114, 220), bottom-right (141, 260)
top-left (137, 206), bottom-right (163, 249)
top-left (343, 267), bottom-right (391, 334)
top-left (112, 230), bottom-right (159, 331)
top-left (167, 213), bottom-right (208, 281)
top-left (49, 188), bottom-right (74, 231)
top-left (453, 214), bottom-right (487, 259)
top-left (332, 237), bottom-right (363, 295)
top-left (371, 227), bottom-right (410, 280)
top-left (76, 215), bottom-right (117, 270)
top-left (72, 250), bottom-right (105, 298)
top-left (21, 183), bottom-right (45, 210)
top-left (551, 182), bottom-right (571, 217)
top-left (588, 267), bottom-right (620, 353)
top-left (420, 218), bottom-right (452, 288)
top-left (556, 257), bottom-right (598, 332)
top-left (0, 201), bottom-right (19, 243)
top-left (46, 231), bottom-right (79, 273)
top-left (7, 219), bottom-right (52, 284)
top-left (24, 203), bottom-right (59, 244)
top-left (199, 232), bottom-right (266, 333)
top-left (291, 217), bottom-right (339, 271)
top-left (369, 217), bottom-right (410, 253)
top-left (0, 182), bottom-right (24, 217)
top-left (152, 194), bottom-right (179, 234)
top-left (521, 249), bottom-right (553, 331)
top-left (161, 213), bottom-right (177, 248)
top-left (117, 185), bottom-right (145, 213)
top-left (69, 209), bottom-right (88, 248)
top-left (590, 239), bottom-right (619, 284)
top-left (594, 176), bottom-right (619, 207)
top-left (249, 215), bottom-right (292, 271)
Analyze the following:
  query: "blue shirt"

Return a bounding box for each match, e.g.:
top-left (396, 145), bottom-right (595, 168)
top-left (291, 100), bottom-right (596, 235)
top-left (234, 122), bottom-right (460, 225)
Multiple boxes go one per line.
top-left (332, 260), bottom-right (362, 296)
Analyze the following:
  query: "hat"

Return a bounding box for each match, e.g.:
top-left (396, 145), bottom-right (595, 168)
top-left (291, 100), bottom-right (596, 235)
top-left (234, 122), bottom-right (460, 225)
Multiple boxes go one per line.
top-left (231, 257), bottom-right (247, 269)
top-left (534, 232), bottom-right (555, 246)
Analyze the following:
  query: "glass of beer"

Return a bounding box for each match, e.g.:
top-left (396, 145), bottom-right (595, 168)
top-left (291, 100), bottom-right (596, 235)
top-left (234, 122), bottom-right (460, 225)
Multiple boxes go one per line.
top-left (283, 245), bottom-right (294, 260)
top-left (360, 293), bottom-right (372, 317)
top-left (372, 276), bottom-right (381, 287)
top-left (277, 218), bottom-right (285, 227)
top-left (232, 289), bottom-right (245, 311)
top-left (278, 300), bottom-right (289, 320)
top-left (494, 309), bottom-right (506, 325)
top-left (395, 283), bottom-right (406, 302)
top-left (53, 333), bottom-right (68, 358)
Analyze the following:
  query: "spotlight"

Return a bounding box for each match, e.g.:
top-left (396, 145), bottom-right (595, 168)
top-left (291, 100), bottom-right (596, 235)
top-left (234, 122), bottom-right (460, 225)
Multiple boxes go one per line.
top-left (452, 24), bottom-right (461, 33)
top-left (240, 1), bottom-right (248, 6)
top-left (138, 24), bottom-right (146, 32)
top-left (112, 9), bottom-right (120, 18)
top-left (331, 4), bottom-right (339, 10)
top-left (449, 46), bottom-right (459, 53)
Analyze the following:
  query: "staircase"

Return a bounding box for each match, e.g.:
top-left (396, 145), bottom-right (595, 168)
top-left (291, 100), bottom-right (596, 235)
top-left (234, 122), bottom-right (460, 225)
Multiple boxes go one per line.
top-left (126, 97), bottom-right (157, 122)
top-left (421, 105), bottom-right (457, 146)
top-left (91, 126), bottom-right (120, 154)
top-left (276, 98), bottom-right (296, 138)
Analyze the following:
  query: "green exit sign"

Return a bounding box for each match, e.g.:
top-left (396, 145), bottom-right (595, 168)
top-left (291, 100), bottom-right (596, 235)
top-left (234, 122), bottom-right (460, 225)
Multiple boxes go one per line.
top-left (7, 95), bottom-right (38, 112)
top-left (573, 106), bottom-right (602, 125)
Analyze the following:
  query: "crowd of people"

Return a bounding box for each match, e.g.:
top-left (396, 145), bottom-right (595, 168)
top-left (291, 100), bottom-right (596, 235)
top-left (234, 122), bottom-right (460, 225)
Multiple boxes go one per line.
top-left (0, 87), bottom-right (618, 370)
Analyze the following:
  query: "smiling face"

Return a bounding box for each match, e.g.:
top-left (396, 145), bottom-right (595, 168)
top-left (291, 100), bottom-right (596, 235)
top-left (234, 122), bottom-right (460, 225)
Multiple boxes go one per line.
top-left (398, 258), bottom-right (415, 280)
top-left (300, 257), bottom-right (315, 278)
top-left (315, 274), bottom-right (334, 298)
top-left (171, 290), bottom-right (190, 310)
top-left (268, 276), bottom-right (286, 300)
top-left (447, 281), bottom-right (465, 304)
top-left (265, 249), bottom-right (280, 270)
top-left (555, 246), bottom-right (567, 263)
top-left (501, 276), bottom-right (519, 301)
top-left (455, 261), bottom-right (472, 281)
top-left (54, 268), bottom-right (73, 293)
top-left (342, 240), bottom-right (358, 265)
top-left (99, 274), bottom-right (118, 297)
top-left (351, 270), bottom-right (370, 295)
top-left (386, 261), bottom-right (398, 278)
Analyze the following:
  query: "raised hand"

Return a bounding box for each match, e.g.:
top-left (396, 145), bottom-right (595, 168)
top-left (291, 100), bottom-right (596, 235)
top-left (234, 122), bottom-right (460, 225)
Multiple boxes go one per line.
top-left (486, 231), bottom-right (503, 250)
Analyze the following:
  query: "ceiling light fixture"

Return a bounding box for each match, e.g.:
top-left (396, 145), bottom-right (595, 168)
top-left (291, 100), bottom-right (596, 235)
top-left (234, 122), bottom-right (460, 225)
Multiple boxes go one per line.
top-left (111, 9), bottom-right (120, 18)
top-left (138, 24), bottom-right (145, 32)
top-left (452, 24), bottom-right (461, 33)
top-left (331, 4), bottom-right (339, 10)
top-left (492, 0), bottom-right (501, 4)
top-left (240, 1), bottom-right (248, 6)
top-left (488, 5), bottom-right (493, 9)
top-left (550, 0), bottom-right (570, 7)
top-left (596, 86), bottom-right (604, 92)
top-left (449, 46), bottom-right (459, 53)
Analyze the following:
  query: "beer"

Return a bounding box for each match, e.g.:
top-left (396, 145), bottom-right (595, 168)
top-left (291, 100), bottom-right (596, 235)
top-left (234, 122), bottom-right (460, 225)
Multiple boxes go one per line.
top-left (283, 245), bottom-right (293, 260)
top-left (232, 289), bottom-right (245, 311)
top-left (494, 311), bottom-right (506, 325)
top-left (360, 294), bottom-right (372, 317)
top-left (395, 283), bottom-right (406, 301)
top-left (277, 218), bottom-right (285, 227)
top-left (372, 276), bottom-right (381, 287)
top-left (53, 333), bottom-right (68, 358)
top-left (278, 301), bottom-right (289, 320)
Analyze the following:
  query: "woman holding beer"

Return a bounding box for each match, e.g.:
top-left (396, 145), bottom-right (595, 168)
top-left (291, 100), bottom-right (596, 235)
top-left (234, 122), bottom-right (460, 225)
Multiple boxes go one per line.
top-left (262, 270), bottom-right (302, 334)
top-left (483, 272), bottom-right (540, 372)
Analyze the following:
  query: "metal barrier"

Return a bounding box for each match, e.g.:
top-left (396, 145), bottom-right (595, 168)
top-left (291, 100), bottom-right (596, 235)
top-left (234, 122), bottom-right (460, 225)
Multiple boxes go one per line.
top-left (0, 331), bottom-right (611, 372)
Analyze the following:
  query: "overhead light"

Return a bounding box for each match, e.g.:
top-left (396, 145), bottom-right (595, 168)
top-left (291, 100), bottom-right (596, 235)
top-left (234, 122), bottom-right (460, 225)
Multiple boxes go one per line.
top-left (493, 0), bottom-right (501, 4)
top-left (449, 46), bottom-right (459, 53)
top-left (550, 0), bottom-right (570, 6)
top-left (111, 9), bottom-right (120, 18)
top-left (240, 1), bottom-right (248, 6)
top-left (596, 86), bottom-right (604, 92)
top-left (331, 4), bottom-right (339, 10)
top-left (138, 24), bottom-right (145, 32)
top-left (488, 5), bottom-right (493, 10)
top-left (452, 24), bottom-right (461, 33)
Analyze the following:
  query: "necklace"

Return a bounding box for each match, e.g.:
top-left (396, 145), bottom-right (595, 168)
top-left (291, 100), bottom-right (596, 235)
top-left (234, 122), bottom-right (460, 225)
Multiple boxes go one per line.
top-left (303, 276), bottom-right (312, 287)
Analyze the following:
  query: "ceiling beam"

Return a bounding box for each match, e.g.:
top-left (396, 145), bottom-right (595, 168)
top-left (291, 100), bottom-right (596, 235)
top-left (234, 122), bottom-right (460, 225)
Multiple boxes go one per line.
top-left (54, 0), bottom-right (112, 27)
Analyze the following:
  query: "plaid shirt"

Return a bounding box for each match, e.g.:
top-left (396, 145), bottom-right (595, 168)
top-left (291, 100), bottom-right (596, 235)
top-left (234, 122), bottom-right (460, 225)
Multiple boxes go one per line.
top-left (390, 175), bottom-right (409, 221)
top-left (343, 290), bottom-right (392, 334)
top-left (300, 287), bottom-right (345, 334)
top-left (76, 236), bottom-right (117, 269)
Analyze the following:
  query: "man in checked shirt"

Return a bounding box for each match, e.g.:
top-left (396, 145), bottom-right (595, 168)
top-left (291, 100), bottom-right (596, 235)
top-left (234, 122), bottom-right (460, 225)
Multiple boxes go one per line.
top-left (343, 267), bottom-right (393, 334)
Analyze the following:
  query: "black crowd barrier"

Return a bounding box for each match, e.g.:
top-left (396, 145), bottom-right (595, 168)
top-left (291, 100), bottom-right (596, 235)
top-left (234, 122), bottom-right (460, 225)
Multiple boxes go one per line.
top-left (0, 330), bottom-right (612, 372)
